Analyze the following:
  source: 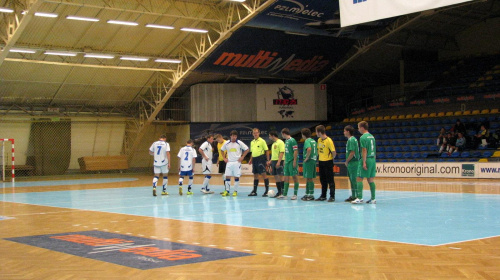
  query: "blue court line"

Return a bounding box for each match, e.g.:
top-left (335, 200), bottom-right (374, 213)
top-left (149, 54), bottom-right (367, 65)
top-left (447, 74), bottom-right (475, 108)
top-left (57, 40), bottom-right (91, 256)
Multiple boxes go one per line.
top-left (0, 178), bottom-right (138, 188)
top-left (1, 185), bottom-right (499, 246)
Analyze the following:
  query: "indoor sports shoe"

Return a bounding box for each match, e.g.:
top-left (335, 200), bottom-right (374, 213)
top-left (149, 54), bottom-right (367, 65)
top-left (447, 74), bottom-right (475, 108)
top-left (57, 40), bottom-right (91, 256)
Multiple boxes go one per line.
top-left (201, 188), bottom-right (207, 194)
top-left (328, 197), bottom-right (335, 202)
top-left (232, 191), bottom-right (237, 197)
top-left (272, 193), bottom-right (280, 198)
top-left (344, 196), bottom-right (354, 202)
top-left (291, 195), bottom-right (297, 200)
top-left (179, 186), bottom-right (183, 196)
top-left (262, 192), bottom-right (268, 197)
top-left (206, 189), bottom-right (214, 194)
top-left (248, 192), bottom-right (257, 196)
top-left (315, 197), bottom-right (326, 201)
top-left (153, 188), bottom-right (157, 197)
top-left (277, 195), bottom-right (286, 199)
top-left (351, 198), bottom-right (363, 204)
top-left (366, 199), bottom-right (376, 204)
top-left (161, 191), bottom-right (169, 195)
top-left (187, 191), bottom-right (193, 195)
top-left (305, 195), bottom-right (315, 201)
top-left (221, 190), bottom-right (229, 197)
top-left (300, 195), bottom-right (308, 201)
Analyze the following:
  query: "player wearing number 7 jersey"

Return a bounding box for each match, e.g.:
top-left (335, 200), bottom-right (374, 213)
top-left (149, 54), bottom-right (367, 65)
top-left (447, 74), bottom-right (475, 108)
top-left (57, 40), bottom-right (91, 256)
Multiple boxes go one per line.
top-left (352, 121), bottom-right (377, 204)
top-left (149, 135), bottom-right (171, 197)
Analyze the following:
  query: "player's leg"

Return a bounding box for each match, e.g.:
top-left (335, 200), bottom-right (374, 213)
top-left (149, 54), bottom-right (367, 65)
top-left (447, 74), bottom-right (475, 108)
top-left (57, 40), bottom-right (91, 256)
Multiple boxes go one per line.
top-left (316, 161), bottom-right (327, 200)
top-left (260, 160), bottom-right (270, 196)
top-left (326, 160), bottom-right (335, 201)
top-left (352, 162), bottom-right (365, 204)
top-left (178, 172), bottom-right (184, 195)
top-left (187, 170), bottom-right (194, 195)
top-left (366, 158), bottom-right (376, 204)
top-left (346, 162), bottom-right (358, 202)
top-left (219, 160), bottom-right (227, 194)
top-left (152, 165), bottom-right (161, 196)
top-left (250, 158), bottom-right (260, 196)
top-left (161, 165), bottom-right (169, 195)
top-left (222, 163), bottom-right (234, 196)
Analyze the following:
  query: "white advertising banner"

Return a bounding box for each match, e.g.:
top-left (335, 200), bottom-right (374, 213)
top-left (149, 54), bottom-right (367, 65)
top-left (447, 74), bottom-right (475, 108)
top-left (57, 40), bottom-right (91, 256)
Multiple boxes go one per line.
top-left (476, 162), bottom-right (500, 179)
top-left (339, 0), bottom-right (473, 27)
top-left (256, 84), bottom-right (316, 121)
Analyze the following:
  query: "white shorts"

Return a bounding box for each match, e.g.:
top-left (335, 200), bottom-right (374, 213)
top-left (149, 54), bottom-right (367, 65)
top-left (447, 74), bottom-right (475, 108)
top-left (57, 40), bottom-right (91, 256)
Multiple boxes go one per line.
top-left (225, 161), bottom-right (241, 178)
top-left (154, 165), bottom-right (168, 174)
top-left (202, 159), bottom-right (212, 175)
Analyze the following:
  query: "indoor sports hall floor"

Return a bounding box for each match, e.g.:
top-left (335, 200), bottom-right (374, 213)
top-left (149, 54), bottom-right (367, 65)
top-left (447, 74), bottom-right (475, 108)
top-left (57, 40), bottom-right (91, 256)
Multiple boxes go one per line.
top-left (1, 174), bottom-right (499, 279)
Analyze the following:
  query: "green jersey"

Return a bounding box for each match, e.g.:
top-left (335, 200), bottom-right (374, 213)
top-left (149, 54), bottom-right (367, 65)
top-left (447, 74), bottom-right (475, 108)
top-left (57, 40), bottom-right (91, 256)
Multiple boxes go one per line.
top-left (346, 136), bottom-right (360, 161)
top-left (284, 137), bottom-right (298, 163)
top-left (303, 138), bottom-right (317, 161)
top-left (360, 132), bottom-right (376, 158)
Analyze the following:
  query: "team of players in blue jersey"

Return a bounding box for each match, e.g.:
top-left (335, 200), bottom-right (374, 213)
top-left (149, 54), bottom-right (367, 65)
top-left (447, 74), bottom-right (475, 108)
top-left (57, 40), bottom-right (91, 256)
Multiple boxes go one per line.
top-left (149, 121), bottom-right (376, 204)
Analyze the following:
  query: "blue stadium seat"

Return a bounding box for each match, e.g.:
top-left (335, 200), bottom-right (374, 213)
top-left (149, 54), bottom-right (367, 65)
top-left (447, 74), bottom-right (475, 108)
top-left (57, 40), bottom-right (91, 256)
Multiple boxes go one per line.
top-left (412, 152), bottom-right (421, 158)
top-left (379, 159), bottom-right (388, 162)
top-left (340, 147), bottom-right (346, 153)
top-left (377, 153), bottom-right (386, 159)
top-left (447, 158), bottom-right (457, 162)
top-left (417, 158), bottom-right (426, 162)
top-left (430, 132), bottom-right (439, 138)
top-left (394, 152), bottom-right (403, 159)
top-left (385, 146), bottom-right (393, 152)
top-left (394, 146), bottom-right (402, 152)
top-left (422, 152), bottom-right (429, 158)
top-left (402, 127), bottom-right (409, 133)
top-left (402, 146), bottom-right (411, 152)
top-left (380, 134), bottom-right (388, 140)
top-left (389, 134), bottom-right (396, 139)
top-left (482, 151), bottom-right (493, 158)
top-left (422, 132), bottom-right (431, 138)
top-left (418, 127), bottom-right (427, 132)
top-left (386, 153), bottom-right (394, 159)
top-left (451, 152), bottom-right (460, 158)
top-left (386, 128), bottom-right (394, 133)
top-left (414, 133), bottom-right (422, 138)
top-left (397, 133), bottom-right (405, 139)
top-left (460, 151), bottom-right (470, 158)
top-left (410, 127), bottom-right (418, 132)
top-left (425, 139), bottom-right (435, 145)
top-left (399, 140), bottom-right (407, 145)
top-left (407, 159), bottom-right (416, 162)
top-left (420, 146), bottom-right (429, 151)
top-left (433, 119), bottom-right (441, 125)
top-left (440, 153), bottom-right (449, 158)
top-left (394, 128), bottom-right (402, 133)
top-left (339, 153), bottom-right (346, 159)
top-left (416, 139), bottom-right (424, 145)
top-left (411, 146), bottom-right (419, 152)
top-left (425, 120), bottom-right (433, 125)
top-left (405, 134), bottom-right (413, 139)
top-left (391, 140), bottom-right (399, 146)
top-left (407, 139), bottom-right (415, 145)
top-left (437, 158), bottom-right (445, 162)
top-left (378, 146), bottom-right (385, 152)
top-left (472, 151), bottom-right (481, 158)
top-left (403, 152), bottom-right (412, 159)
top-left (379, 128), bottom-right (387, 133)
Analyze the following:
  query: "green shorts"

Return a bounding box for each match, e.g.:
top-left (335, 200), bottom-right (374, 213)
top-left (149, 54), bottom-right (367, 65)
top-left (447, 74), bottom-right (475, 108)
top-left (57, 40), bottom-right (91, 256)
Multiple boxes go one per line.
top-left (302, 160), bottom-right (317, 179)
top-left (347, 160), bottom-right (359, 181)
top-left (357, 158), bottom-right (376, 178)
top-left (283, 161), bottom-right (298, 177)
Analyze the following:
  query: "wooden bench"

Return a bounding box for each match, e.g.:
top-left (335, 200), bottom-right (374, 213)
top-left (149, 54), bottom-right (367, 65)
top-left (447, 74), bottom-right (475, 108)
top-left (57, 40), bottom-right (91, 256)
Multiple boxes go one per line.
top-left (4, 165), bottom-right (34, 176)
top-left (78, 155), bottom-right (129, 172)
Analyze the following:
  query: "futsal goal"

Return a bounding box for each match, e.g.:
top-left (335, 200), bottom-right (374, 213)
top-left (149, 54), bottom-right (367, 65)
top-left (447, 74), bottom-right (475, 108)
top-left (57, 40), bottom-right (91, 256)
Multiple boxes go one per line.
top-left (1, 139), bottom-right (15, 183)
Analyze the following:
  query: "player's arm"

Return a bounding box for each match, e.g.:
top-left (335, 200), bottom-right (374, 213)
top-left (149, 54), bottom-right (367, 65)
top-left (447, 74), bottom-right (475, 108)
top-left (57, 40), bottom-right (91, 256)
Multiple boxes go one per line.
top-left (329, 140), bottom-right (337, 160)
top-left (293, 147), bottom-right (298, 168)
top-left (265, 149), bottom-right (270, 162)
top-left (361, 147), bottom-right (367, 170)
top-left (304, 147), bottom-right (311, 162)
top-left (345, 151), bottom-right (355, 167)
top-left (167, 151), bottom-right (171, 168)
top-left (221, 144), bottom-right (229, 163)
top-left (149, 150), bottom-right (154, 155)
top-left (198, 146), bottom-right (208, 161)
top-left (277, 152), bottom-right (284, 167)
top-left (240, 148), bottom-right (249, 163)
top-left (149, 144), bottom-right (154, 155)
top-left (192, 151), bottom-right (196, 172)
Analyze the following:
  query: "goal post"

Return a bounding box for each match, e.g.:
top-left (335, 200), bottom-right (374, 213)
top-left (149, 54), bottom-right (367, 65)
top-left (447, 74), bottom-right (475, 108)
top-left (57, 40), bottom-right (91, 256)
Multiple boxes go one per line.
top-left (1, 139), bottom-right (15, 183)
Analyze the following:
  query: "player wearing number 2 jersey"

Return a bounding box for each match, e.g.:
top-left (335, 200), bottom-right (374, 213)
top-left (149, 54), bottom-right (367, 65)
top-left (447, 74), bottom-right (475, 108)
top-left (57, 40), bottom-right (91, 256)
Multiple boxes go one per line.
top-left (352, 121), bottom-right (377, 204)
top-left (149, 135), bottom-right (171, 197)
top-left (178, 139), bottom-right (197, 196)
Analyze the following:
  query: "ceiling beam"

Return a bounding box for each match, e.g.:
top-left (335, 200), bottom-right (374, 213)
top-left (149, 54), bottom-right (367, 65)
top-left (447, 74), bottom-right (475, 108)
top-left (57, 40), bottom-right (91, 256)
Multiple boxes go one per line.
top-left (0, 0), bottom-right (44, 68)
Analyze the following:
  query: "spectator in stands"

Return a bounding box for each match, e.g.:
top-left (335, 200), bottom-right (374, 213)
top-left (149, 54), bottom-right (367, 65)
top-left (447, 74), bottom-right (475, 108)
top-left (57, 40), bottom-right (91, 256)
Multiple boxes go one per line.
top-left (474, 124), bottom-right (490, 148)
top-left (454, 132), bottom-right (466, 153)
top-left (451, 119), bottom-right (467, 136)
top-left (437, 128), bottom-right (448, 154)
top-left (446, 131), bottom-right (457, 154)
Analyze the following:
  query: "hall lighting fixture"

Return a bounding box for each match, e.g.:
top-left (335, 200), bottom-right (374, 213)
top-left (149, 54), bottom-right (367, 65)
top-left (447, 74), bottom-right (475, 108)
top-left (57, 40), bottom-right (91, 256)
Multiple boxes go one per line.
top-left (9, 48), bottom-right (36, 54)
top-left (44, 51), bottom-right (77, 56)
top-left (180, 27), bottom-right (208, 33)
top-left (84, 53), bottom-right (114, 59)
top-left (34, 12), bottom-right (58, 18)
top-left (66, 16), bottom-right (99, 22)
top-left (107, 20), bottom-right (139, 26)
top-left (145, 24), bottom-right (174, 30)
top-left (0, 8), bottom-right (14, 13)
top-left (120, 56), bottom-right (149, 61)
top-left (155, 58), bottom-right (181, 63)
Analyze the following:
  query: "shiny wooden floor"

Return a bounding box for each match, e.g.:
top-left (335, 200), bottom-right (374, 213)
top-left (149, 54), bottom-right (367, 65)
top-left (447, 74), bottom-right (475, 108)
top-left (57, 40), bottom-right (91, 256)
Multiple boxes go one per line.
top-left (1, 174), bottom-right (499, 280)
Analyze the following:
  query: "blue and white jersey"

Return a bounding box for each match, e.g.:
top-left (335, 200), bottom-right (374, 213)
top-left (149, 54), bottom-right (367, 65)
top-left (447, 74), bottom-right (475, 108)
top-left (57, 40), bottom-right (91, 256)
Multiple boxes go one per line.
top-left (177, 146), bottom-right (197, 171)
top-left (149, 140), bottom-right (170, 166)
top-left (221, 140), bottom-right (249, 162)
top-left (199, 141), bottom-right (213, 161)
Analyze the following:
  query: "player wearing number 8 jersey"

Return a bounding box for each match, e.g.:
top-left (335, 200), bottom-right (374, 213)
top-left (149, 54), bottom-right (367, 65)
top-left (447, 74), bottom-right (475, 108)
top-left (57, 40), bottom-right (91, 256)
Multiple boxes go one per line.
top-left (352, 121), bottom-right (377, 204)
top-left (149, 135), bottom-right (171, 196)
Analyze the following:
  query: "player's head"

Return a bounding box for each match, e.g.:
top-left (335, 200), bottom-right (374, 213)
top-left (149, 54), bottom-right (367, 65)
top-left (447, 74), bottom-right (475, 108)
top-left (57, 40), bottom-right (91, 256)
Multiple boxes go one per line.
top-left (315, 125), bottom-right (326, 137)
top-left (344, 125), bottom-right (355, 138)
top-left (269, 130), bottom-right (278, 141)
top-left (230, 130), bottom-right (238, 142)
top-left (206, 134), bottom-right (214, 143)
top-left (358, 121), bottom-right (369, 133)
top-left (159, 134), bottom-right (167, 141)
top-left (281, 128), bottom-right (290, 138)
top-left (252, 128), bottom-right (260, 139)
top-left (215, 134), bottom-right (224, 143)
top-left (301, 128), bottom-right (311, 139)
top-left (186, 139), bottom-right (194, 146)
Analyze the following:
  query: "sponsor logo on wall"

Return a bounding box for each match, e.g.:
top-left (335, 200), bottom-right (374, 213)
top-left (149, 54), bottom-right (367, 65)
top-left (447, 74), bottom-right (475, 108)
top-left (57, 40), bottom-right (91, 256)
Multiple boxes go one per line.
top-left (461, 164), bottom-right (475, 177)
top-left (274, 86), bottom-right (298, 119)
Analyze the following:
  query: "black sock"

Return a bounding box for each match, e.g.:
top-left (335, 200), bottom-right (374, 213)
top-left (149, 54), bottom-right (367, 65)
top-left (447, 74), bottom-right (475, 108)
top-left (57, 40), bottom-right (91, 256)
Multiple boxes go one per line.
top-left (264, 179), bottom-right (269, 192)
top-left (253, 179), bottom-right (259, 192)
